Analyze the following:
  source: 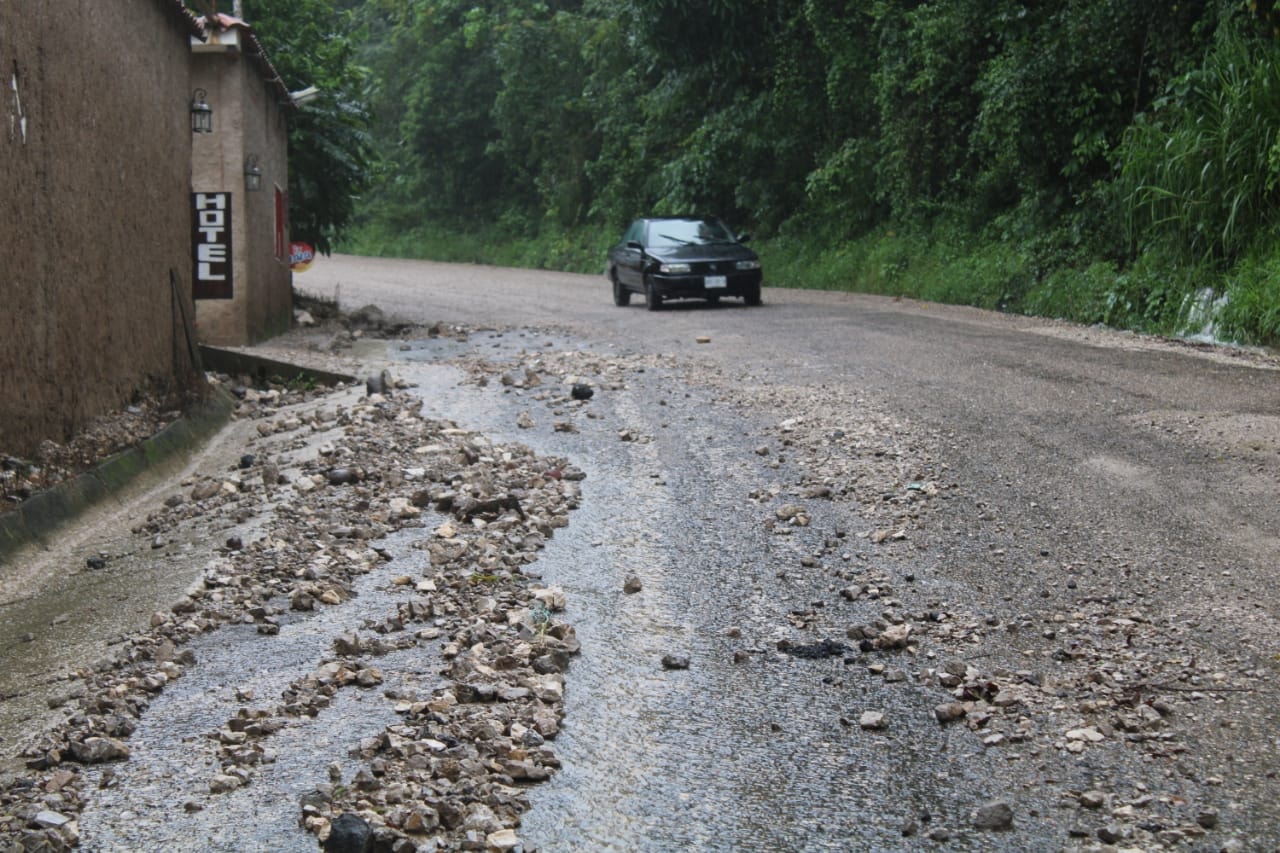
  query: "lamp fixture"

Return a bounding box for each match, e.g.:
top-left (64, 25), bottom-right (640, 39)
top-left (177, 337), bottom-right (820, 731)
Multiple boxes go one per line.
top-left (190, 88), bottom-right (212, 134)
top-left (244, 155), bottom-right (263, 192)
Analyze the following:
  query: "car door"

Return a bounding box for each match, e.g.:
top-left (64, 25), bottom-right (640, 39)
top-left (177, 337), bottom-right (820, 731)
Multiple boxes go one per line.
top-left (615, 220), bottom-right (646, 287)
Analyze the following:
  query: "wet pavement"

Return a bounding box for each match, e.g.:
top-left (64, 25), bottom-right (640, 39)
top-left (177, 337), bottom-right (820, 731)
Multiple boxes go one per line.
top-left (77, 527), bottom-right (444, 852)
top-left (392, 334), bottom-right (1065, 850)
top-left (5, 264), bottom-right (1280, 850)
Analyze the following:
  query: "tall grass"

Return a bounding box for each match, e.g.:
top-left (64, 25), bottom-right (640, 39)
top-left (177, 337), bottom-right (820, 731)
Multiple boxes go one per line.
top-left (1113, 24), bottom-right (1280, 265)
top-left (1218, 242), bottom-right (1280, 345)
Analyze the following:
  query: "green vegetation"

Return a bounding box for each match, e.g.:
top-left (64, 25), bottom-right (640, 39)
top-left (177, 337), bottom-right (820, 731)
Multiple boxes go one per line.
top-left (268, 0), bottom-right (1280, 345)
top-left (232, 1), bottom-right (374, 255)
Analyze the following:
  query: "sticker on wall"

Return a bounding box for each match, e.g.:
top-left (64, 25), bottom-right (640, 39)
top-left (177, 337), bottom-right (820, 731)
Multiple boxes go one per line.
top-left (193, 192), bottom-right (233, 299)
top-left (289, 241), bottom-right (315, 272)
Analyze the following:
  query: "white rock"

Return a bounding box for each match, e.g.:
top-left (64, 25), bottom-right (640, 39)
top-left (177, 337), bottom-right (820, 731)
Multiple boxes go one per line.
top-left (486, 828), bottom-right (521, 851)
top-left (859, 711), bottom-right (887, 730)
top-left (1066, 726), bottom-right (1106, 743)
top-left (533, 586), bottom-right (567, 611)
top-left (34, 811), bottom-right (71, 829)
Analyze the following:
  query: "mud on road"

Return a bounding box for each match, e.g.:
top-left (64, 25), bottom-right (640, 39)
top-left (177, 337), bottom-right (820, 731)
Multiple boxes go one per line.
top-left (3, 258), bottom-right (1280, 851)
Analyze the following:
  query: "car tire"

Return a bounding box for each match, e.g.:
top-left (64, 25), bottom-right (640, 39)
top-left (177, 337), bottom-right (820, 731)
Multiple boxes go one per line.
top-left (644, 278), bottom-right (663, 311)
top-left (706, 294), bottom-right (720, 306)
top-left (611, 270), bottom-right (631, 307)
top-left (744, 284), bottom-right (762, 306)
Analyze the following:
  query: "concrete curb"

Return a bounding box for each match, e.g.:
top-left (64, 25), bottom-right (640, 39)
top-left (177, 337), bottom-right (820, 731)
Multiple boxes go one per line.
top-left (0, 350), bottom-right (357, 567)
top-left (0, 387), bottom-right (237, 566)
top-left (198, 345), bottom-right (355, 389)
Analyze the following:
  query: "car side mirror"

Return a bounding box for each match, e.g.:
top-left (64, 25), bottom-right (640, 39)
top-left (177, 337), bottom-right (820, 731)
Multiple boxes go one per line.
top-left (737, 233), bottom-right (751, 243)
top-left (626, 240), bottom-right (643, 250)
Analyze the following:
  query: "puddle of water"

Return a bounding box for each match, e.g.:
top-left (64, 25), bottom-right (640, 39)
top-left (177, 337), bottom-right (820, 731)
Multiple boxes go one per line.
top-left (77, 527), bottom-right (443, 852)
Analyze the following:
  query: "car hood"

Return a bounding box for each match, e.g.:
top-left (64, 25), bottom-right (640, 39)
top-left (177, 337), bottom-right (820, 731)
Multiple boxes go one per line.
top-left (645, 243), bottom-right (758, 264)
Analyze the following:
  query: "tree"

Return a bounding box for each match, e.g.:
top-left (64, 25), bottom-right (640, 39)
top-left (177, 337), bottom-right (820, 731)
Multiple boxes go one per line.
top-left (231, 0), bottom-right (373, 254)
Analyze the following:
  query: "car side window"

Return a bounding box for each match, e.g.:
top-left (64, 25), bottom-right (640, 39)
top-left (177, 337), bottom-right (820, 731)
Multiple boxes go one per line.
top-left (625, 221), bottom-right (643, 245)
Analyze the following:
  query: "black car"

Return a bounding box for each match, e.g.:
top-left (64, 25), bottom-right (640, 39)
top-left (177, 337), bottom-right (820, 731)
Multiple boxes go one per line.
top-left (607, 216), bottom-right (763, 309)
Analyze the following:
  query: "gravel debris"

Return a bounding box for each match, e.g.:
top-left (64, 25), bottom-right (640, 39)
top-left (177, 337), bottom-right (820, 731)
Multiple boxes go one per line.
top-left (0, 364), bottom-right (582, 853)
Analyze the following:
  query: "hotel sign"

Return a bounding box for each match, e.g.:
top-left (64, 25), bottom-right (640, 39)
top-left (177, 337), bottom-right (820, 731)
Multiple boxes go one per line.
top-left (192, 192), bottom-right (232, 299)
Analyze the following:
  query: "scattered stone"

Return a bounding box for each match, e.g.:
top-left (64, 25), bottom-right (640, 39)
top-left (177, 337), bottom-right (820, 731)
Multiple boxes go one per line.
top-left (775, 504), bottom-right (809, 524)
top-left (972, 800), bottom-right (1014, 830)
top-left (778, 639), bottom-right (851, 659)
top-left (209, 774), bottom-right (242, 793)
top-left (33, 811), bottom-right (70, 830)
top-left (1079, 790), bottom-right (1107, 809)
top-left (859, 711), bottom-right (887, 730)
top-left (570, 383), bottom-right (594, 400)
top-left (191, 480), bottom-right (220, 501)
top-left (486, 828), bottom-right (521, 851)
top-left (1096, 825), bottom-right (1124, 844)
top-left (623, 575), bottom-right (642, 594)
top-left (324, 812), bottom-right (372, 853)
top-left (327, 468), bottom-right (360, 486)
top-left (662, 654), bottom-right (691, 670)
top-left (876, 623), bottom-right (912, 650)
top-left (69, 737), bottom-right (130, 763)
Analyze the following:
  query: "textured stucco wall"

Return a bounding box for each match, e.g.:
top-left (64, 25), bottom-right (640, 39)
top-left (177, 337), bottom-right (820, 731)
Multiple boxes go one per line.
top-left (192, 41), bottom-right (291, 346)
top-left (0, 0), bottom-right (201, 456)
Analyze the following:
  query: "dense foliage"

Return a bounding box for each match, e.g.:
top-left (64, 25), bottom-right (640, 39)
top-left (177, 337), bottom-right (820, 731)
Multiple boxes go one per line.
top-left (341, 0), bottom-right (1280, 344)
top-left (209, 0), bottom-right (373, 254)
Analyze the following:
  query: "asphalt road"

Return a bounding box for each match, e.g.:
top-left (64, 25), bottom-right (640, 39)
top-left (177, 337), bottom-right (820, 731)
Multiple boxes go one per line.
top-left (293, 254), bottom-right (1280, 848)
top-left (9, 252), bottom-right (1276, 851)
top-left (304, 253), bottom-right (1280, 602)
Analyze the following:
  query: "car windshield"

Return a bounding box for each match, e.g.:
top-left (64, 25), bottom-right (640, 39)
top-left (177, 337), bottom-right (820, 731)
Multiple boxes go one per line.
top-left (648, 218), bottom-right (735, 247)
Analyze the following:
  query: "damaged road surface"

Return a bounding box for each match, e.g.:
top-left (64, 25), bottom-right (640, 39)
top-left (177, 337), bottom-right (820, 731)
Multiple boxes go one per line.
top-left (4, 253), bottom-right (1280, 852)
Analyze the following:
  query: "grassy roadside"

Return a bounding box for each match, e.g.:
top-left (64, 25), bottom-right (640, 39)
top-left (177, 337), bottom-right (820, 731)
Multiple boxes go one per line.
top-left (342, 220), bottom-right (612, 277)
top-left (340, 219), bottom-right (1280, 347)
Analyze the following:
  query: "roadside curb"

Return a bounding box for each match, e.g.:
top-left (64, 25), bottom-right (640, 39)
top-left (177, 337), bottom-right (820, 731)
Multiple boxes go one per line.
top-left (198, 345), bottom-right (355, 388)
top-left (0, 349), bottom-right (358, 568)
top-left (0, 387), bottom-right (237, 567)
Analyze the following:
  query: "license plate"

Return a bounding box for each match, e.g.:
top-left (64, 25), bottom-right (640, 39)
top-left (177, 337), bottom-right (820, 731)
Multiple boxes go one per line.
top-left (705, 275), bottom-right (727, 288)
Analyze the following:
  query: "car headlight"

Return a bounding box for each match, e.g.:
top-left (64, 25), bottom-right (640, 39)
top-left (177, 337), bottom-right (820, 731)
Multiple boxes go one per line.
top-left (659, 262), bottom-right (691, 274)
top-left (735, 259), bottom-right (761, 271)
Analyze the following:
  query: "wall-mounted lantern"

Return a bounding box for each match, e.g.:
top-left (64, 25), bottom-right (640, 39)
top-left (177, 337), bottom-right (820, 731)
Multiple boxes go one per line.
top-left (190, 88), bottom-right (213, 134)
top-left (244, 155), bottom-right (263, 192)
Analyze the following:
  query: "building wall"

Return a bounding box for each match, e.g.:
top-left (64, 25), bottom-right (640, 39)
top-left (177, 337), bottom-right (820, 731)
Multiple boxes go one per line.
top-left (0, 0), bottom-right (201, 457)
top-left (192, 43), bottom-right (292, 346)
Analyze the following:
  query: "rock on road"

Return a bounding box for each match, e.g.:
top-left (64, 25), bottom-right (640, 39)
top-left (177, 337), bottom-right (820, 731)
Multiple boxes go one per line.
top-left (302, 253), bottom-right (1280, 849)
top-left (3, 250), bottom-right (1277, 851)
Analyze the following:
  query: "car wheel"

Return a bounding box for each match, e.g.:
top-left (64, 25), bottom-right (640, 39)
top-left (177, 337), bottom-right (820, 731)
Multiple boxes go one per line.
top-left (644, 278), bottom-right (663, 311)
top-left (744, 284), bottom-right (762, 306)
top-left (611, 270), bottom-right (631, 306)
top-left (705, 294), bottom-right (720, 306)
